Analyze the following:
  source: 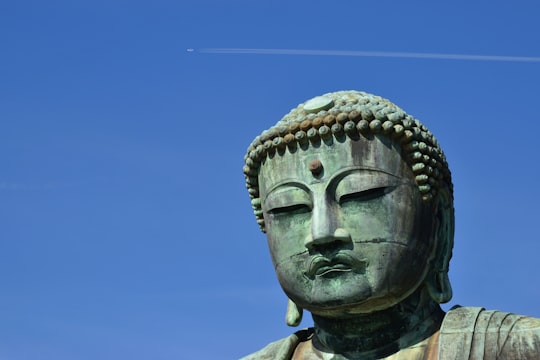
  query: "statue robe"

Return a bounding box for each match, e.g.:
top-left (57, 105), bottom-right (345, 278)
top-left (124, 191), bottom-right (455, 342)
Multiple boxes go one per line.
top-left (241, 307), bottom-right (540, 359)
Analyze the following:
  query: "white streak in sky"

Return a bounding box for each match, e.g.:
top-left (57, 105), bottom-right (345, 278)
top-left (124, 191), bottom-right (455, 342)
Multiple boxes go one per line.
top-left (195, 48), bottom-right (540, 63)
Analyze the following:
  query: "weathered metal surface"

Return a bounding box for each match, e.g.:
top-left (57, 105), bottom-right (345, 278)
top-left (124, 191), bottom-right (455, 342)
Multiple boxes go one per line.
top-left (241, 91), bottom-right (540, 359)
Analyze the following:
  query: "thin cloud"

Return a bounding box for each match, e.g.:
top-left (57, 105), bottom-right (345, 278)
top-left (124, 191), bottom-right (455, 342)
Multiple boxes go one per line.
top-left (0, 179), bottom-right (105, 191)
top-left (196, 48), bottom-right (540, 63)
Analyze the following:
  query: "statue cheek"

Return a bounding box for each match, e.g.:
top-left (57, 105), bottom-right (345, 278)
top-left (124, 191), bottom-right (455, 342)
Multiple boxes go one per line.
top-left (265, 215), bottom-right (311, 261)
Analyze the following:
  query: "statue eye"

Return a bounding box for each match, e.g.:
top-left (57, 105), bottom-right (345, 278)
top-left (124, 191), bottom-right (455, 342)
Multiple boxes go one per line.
top-left (264, 186), bottom-right (312, 216)
top-left (339, 186), bottom-right (390, 204)
top-left (334, 171), bottom-right (401, 205)
top-left (268, 203), bottom-right (311, 215)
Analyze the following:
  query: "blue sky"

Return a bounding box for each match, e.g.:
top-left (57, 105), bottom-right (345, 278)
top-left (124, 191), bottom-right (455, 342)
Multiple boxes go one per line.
top-left (1, 1), bottom-right (540, 359)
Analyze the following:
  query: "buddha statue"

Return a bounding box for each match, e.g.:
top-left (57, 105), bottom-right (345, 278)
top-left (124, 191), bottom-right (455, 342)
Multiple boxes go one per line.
top-left (241, 91), bottom-right (540, 359)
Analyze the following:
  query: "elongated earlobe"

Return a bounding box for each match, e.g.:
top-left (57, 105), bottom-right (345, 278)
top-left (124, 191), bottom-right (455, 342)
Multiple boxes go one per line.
top-left (427, 189), bottom-right (454, 304)
top-left (427, 270), bottom-right (452, 304)
top-left (286, 299), bottom-right (303, 327)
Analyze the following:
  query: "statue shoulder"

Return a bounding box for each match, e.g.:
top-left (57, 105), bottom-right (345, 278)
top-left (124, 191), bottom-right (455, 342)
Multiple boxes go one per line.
top-left (240, 328), bottom-right (313, 360)
top-left (439, 306), bottom-right (540, 359)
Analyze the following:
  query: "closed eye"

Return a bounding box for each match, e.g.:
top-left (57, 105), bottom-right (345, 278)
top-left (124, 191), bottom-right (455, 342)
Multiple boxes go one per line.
top-left (268, 204), bottom-right (311, 215)
top-left (339, 186), bottom-right (390, 204)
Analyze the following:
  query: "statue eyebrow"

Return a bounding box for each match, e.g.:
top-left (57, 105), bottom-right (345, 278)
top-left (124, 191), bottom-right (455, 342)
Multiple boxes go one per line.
top-left (326, 166), bottom-right (402, 190)
top-left (263, 167), bottom-right (404, 201)
top-left (263, 181), bottom-right (310, 202)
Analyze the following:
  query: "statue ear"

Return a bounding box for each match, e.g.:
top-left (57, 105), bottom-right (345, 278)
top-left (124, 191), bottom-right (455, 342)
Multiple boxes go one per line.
top-left (285, 298), bottom-right (303, 327)
top-left (426, 188), bottom-right (454, 304)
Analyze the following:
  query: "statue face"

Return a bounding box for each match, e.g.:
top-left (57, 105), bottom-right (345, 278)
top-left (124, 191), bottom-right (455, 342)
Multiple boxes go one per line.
top-left (258, 136), bottom-right (436, 316)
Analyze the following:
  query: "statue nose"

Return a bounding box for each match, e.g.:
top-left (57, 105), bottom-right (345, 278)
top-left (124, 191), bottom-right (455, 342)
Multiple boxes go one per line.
top-left (304, 200), bottom-right (351, 250)
top-left (305, 227), bottom-right (352, 251)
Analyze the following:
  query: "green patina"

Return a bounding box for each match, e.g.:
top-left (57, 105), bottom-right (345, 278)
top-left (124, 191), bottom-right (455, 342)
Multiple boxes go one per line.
top-left (241, 91), bottom-right (540, 360)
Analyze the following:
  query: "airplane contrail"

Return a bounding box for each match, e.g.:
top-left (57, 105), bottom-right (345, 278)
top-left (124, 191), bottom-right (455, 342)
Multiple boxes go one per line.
top-left (194, 48), bottom-right (540, 63)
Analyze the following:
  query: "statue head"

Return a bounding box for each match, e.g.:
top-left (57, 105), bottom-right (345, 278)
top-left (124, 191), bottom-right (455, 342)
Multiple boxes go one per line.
top-left (243, 91), bottom-right (454, 320)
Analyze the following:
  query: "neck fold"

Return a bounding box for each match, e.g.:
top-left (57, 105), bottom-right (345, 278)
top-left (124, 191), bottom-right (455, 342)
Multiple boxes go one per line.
top-left (311, 288), bottom-right (444, 358)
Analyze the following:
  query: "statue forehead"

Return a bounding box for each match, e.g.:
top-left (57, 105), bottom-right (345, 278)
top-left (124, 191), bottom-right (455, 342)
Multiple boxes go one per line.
top-left (259, 135), bottom-right (411, 196)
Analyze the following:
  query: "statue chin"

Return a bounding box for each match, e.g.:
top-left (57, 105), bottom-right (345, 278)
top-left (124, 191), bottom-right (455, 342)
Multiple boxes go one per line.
top-left (281, 269), bottom-right (432, 318)
top-left (282, 272), bottom-right (374, 316)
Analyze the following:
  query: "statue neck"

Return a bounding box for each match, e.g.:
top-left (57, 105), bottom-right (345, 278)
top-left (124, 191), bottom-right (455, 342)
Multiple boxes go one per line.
top-left (310, 288), bottom-right (444, 359)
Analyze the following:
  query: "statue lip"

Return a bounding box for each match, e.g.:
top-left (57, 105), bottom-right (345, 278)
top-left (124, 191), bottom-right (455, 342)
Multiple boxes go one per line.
top-left (305, 253), bottom-right (366, 279)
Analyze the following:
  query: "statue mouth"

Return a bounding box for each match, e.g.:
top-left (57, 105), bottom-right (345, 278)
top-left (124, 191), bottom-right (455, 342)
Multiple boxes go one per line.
top-left (305, 253), bottom-right (367, 279)
top-left (314, 263), bottom-right (353, 277)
